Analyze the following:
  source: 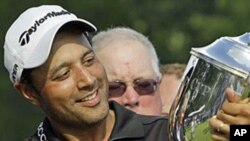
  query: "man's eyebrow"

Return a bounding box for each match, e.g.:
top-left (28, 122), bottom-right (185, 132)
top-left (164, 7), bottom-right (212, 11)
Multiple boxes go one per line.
top-left (49, 50), bottom-right (94, 77)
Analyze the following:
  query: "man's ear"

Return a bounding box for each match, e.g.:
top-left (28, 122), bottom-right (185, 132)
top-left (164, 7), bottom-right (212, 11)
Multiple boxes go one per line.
top-left (14, 82), bottom-right (41, 106)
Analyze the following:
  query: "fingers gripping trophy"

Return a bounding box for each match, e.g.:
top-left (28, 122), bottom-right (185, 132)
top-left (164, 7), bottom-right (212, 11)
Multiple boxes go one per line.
top-left (168, 33), bottom-right (250, 141)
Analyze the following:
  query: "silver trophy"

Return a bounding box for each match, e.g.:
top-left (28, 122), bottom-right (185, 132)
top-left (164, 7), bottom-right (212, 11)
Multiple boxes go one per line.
top-left (168, 33), bottom-right (250, 141)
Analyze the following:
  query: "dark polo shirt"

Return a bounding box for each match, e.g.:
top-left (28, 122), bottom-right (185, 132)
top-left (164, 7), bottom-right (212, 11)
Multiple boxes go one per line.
top-left (25, 101), bottom-right (169, 141)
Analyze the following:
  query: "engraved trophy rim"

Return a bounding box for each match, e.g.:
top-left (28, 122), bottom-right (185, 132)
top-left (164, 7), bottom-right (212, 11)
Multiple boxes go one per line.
top-left (190, 32), bottom-right (250, 79)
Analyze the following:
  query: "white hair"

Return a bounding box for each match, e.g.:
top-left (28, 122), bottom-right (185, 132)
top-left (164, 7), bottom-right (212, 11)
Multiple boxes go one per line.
top-left (92, 27), bottom-right (161, 79)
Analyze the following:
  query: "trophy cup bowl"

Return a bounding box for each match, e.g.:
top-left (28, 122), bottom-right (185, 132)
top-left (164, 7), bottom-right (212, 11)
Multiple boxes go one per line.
top-left (168, 33), bottom-right (250, 141)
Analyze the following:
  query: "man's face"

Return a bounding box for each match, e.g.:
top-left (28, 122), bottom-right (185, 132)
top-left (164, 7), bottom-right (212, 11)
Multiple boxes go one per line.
top-left (96, 39), bottom-right (162, 116)
top-left (29, 31), bottom-right (109, 128)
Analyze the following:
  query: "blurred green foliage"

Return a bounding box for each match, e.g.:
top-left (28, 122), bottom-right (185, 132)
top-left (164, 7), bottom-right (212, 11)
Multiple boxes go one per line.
top-left (1, 0), bottom-right (250, 140)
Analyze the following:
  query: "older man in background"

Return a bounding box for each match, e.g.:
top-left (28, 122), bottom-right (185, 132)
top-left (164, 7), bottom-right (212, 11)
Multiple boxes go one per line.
top-left (92, 27), bottom-right (163, 116)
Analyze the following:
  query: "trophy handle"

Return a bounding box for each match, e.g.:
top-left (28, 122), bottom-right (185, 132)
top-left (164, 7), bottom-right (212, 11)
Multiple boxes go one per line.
top-left (169, 66), bottom-right (194, 141)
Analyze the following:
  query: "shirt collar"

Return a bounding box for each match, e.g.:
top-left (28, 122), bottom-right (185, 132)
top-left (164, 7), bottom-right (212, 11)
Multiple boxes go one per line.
top-left (109, 101), bottom-right (144, 140)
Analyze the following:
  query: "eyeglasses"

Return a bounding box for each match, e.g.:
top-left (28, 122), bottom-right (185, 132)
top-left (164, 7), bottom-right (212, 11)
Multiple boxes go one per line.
top-left (108, 79), bottom-right (159, 97)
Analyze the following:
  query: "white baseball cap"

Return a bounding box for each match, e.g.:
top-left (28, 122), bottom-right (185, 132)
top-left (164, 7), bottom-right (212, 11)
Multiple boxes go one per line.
top-left (4, 5), bottom-right (97, 83)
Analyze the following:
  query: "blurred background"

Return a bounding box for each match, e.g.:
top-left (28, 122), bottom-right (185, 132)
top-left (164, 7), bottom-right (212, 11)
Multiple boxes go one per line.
top-left (1, 0), bottom-right (250, 140)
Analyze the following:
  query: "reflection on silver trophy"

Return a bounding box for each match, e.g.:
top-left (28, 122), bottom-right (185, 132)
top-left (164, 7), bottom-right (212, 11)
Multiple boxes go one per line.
top-left (168, 33), bottom-right (250, 141)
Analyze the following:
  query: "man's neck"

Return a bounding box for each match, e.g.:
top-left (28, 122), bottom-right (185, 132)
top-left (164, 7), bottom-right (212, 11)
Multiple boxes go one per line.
top-left (51, 110), bottom-right (115, 141)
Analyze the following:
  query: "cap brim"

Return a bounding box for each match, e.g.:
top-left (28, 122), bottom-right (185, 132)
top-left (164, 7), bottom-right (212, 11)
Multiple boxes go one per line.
top-left (68, 19), bottom-right (97, 33)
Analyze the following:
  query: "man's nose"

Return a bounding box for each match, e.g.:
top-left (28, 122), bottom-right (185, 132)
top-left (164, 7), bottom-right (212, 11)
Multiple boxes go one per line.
top-left (123, 86), bottom-right (140, 107)
top-left (76, 67), bottom-right (96, 90)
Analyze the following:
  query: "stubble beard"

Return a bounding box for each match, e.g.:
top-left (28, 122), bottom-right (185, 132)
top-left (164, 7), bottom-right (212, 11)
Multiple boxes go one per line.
top-left (48, 95), bottom-right (110, 131)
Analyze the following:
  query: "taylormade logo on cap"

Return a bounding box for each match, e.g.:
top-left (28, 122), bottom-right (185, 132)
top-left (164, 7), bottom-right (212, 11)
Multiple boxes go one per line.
top-left (19, 10), bottom-right (71, 46)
